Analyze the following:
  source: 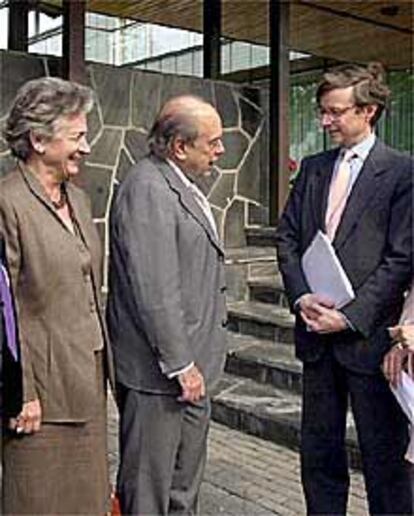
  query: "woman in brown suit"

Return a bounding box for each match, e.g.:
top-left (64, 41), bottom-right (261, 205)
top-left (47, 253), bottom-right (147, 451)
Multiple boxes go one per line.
top-left (0, 77), bottom-right (113, 514)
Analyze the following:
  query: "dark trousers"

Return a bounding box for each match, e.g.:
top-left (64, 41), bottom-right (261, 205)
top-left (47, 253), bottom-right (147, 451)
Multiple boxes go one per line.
top-left (301, 348), bottom-right (412, 516)
top-left (116, 385), bottom-right (211, 515)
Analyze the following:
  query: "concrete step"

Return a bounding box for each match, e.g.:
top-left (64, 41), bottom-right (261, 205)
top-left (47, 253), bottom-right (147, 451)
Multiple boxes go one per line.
top-left (245, 226), bottom-right (277, 247)
top-left (211, 373), bottom-right (362, 470)
top-left (224, 246), bottom-right (278, 302)
top-left (248, 274), bottom-right (289, 307)
top-left (225, 246), bottom-right (277, 265)
top-left (226, 333), bottom-right (302, 394)
top-left (227, 300), bottom-right (295, 344)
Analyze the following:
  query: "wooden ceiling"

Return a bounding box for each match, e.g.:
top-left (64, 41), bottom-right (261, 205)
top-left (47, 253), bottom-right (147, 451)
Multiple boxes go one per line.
top-left (41, 0), bottom-right (413, 68)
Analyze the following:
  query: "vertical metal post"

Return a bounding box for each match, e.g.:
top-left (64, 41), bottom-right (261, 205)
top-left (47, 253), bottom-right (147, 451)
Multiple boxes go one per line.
top-left (269, 0), bottom-right (290, 222)
top-left (203, 0), bottom-right (221, 79)
top-left (8, 0), bottom-right (29, 51)
top-left (62, 0), bottom-right (86, 83)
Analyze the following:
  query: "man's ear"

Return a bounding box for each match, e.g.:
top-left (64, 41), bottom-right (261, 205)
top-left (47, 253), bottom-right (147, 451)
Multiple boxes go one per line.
top-left (29, 130), bottom-right (46, 155)
top-left (365, 104), bottom-right (378, 124)
top-left (170, 137), bottom-right (188, 162)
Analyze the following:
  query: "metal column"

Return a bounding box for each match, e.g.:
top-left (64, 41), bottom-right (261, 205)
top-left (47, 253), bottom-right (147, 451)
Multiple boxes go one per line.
top-left (62, 0), bottom-right (86, 83)
top-left (203, 0), bottom-right (221, 79)
top-left (269, 0), bottom-right (290, 223)
top-left (8, 0), bottom-right (29, 51)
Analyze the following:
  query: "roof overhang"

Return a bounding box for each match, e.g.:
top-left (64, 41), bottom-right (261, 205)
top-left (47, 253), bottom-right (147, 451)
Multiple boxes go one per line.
top-left (36, 0), bottom-right (413, 69)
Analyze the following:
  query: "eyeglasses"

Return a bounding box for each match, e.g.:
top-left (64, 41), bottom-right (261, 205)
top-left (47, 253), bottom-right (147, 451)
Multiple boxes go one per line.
top-left (317, 105), bottom-right (356, 120)
top-left (207, 137), bottom-right (224, 151)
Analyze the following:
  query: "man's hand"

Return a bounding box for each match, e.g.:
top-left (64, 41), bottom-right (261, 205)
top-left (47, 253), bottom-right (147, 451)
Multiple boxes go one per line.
top-left (298, 293), bottom-right (335, 321)
top-left (301, 303), bottom-right (348, 334)
top-left (383, 345), bottom-right (413, 387)
top-left (178, 365), bottom-right (205, 402)
top-left (9, 399), bottom-right (42, 434)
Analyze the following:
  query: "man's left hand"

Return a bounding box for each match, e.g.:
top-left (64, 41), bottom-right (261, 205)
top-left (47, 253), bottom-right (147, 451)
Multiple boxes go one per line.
top-left (301, 305), bottom-right (347, 334)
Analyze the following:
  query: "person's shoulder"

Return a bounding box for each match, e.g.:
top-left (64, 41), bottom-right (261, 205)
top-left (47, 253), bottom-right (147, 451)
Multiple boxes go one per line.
top-left (371, 141), bottom-right (412, 186)
top-left (0, 168), bottom-right (24, 202)
top-left (373, 140), bottom-right (412, 167)
top-left (302, 148), bottom-right (338, 167)
top-left (118, 155), bottom-right (168, 194)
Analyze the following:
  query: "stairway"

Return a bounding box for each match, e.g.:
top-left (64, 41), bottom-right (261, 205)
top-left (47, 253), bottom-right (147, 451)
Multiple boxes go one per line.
top-left (212, 227), bottom-right (362, 470)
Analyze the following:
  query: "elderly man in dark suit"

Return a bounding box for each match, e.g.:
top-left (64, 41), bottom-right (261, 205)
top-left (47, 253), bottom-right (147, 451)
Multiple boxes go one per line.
top-left (276, 63), bottom-right (413, 515)
top-left (107, 95), bottom-right (227, 515)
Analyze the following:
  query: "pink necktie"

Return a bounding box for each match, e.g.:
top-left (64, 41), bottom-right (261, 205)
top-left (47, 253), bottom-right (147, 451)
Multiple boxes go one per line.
top-left (325, 149), bottom-right (354, 241)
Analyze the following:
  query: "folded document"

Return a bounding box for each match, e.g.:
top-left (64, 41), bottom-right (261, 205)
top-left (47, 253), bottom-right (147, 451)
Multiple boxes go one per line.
top-left (390, 371), bottom-right (414, 424)
top-left (301, 230), bottom-right (355, 309)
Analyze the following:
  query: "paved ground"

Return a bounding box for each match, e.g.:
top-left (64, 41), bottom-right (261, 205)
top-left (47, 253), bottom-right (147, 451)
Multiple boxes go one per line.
top-left (107, 395), bottom-right (368, 515)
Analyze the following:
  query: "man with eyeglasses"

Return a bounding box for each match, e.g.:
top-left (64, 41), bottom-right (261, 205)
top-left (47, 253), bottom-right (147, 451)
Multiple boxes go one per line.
top-left (276, 62), bottom-right (412, 515)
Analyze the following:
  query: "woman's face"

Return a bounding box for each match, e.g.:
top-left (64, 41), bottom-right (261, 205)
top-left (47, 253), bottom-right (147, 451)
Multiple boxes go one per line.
top-left (38, 112), bottom-right (90, 180)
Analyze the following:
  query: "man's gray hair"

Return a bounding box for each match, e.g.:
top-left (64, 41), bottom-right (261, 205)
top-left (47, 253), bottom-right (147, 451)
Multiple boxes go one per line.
top-left (3, 77), bottom-right (94, 161)
top-left (148, 95), bottom-right (210, 159)
top-left (316, 62), bottom-right (390, 126)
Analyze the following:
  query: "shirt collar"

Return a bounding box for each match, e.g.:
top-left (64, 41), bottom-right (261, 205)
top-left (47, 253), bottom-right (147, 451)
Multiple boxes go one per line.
top-left (346, 132), bottom-right (376, 161)
top-left (166, 158), bottom-right (192, 188)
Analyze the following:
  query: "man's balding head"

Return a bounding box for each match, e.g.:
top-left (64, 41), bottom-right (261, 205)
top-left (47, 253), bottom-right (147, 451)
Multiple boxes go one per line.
top-left (148, 95), bottom-right (224, 177)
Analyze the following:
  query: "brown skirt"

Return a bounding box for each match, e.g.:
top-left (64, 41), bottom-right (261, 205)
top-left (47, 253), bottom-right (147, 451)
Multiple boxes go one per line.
top-left (1, 353), bottom-right (110, 515)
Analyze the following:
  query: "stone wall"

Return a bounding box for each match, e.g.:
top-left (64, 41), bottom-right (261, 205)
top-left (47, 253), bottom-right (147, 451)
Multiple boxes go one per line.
top-left (0, 51), bottom-right (269, 282)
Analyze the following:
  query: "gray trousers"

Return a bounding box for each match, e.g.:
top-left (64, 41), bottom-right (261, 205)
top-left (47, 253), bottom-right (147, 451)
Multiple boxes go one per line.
top-left (116, 385), bottom-right (211, 515)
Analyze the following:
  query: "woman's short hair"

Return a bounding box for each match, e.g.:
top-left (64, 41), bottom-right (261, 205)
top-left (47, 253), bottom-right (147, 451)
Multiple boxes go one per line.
top-left (316, 62), bottom-right (391, 126)
top-left (3, 77), bottom-right (94, 161)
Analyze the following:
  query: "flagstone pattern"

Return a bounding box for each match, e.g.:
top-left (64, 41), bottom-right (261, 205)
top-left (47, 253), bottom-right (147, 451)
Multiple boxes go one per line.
top-left (0, 50), bottom-right (269, 286)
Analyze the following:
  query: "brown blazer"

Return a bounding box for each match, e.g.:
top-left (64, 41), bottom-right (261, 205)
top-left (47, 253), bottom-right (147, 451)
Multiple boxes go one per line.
top-left (0, 165), bottom-right (114, 422)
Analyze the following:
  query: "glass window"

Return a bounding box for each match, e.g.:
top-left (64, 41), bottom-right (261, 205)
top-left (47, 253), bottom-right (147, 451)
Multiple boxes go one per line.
top-left (192, 49), bottom-right (203, 78)
top-left (176, 51), bottom-right (193, 76)
top-left (0, 4), bottom-right (8, 49)
top-left (251, 44), bottom-right (269, 69)
top-left (229, 41), bottom-right (251, 72)
top-left (161, 56), bottom-right (177, 74)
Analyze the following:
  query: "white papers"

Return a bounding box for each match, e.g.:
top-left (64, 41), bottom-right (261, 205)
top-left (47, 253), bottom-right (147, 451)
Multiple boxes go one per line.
top-left (391, 372), bottom-right (414, 463)
top-left (301, 230), bottom-right (355, 309)
top-left (390, 371), bottom-right (414, 424)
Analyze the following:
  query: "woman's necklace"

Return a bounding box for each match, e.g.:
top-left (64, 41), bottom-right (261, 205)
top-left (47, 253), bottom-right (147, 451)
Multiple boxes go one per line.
top-left (51, 183), bottom-right (67, 210)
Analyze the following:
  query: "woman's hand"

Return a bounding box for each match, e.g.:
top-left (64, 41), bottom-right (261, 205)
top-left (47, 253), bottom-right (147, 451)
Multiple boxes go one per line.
top-left (399, 325), bottom-right (414, 348)
top-left (9, 399), bottom-right (42, 434)
top-left (382, 345), bottom-right (414, 387)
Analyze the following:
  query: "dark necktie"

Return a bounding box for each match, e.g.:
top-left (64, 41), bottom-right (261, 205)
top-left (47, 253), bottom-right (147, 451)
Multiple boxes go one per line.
top-left (0, 264), bottom-right (18, 361)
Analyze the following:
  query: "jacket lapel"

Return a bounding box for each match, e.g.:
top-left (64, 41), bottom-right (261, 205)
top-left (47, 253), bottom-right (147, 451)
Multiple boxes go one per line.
top-left (66, 184), bottom-right (104, 296)
top-left (65, 184), bottom-right (91, 249)
top-left (153, 157), bottom-right (224, 254)
top-left (18, 164), bottom-right (93, 251)
top-left (334, 140), bottom-right (389, 249)
top-left (18, 164), bottom-right (72, 232)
